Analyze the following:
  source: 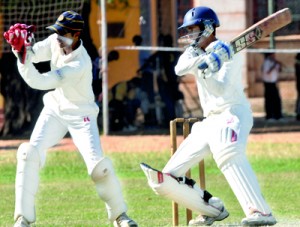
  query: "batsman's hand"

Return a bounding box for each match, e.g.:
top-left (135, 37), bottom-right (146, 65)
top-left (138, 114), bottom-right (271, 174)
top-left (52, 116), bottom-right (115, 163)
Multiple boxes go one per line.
top-left (3, 23), bottom-right (36, 64)
top-left (198, 40), bottom-right (234, 78)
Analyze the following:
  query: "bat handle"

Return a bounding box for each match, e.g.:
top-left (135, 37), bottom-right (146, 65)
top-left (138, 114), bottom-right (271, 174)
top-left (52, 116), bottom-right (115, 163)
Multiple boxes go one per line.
top-left (198, 62), bottom-right (208, 70)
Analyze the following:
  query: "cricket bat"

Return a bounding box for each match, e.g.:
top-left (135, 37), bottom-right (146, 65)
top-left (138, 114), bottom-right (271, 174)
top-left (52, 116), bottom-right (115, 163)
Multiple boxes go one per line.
top-left (199, 8), bottom-right (292, 69)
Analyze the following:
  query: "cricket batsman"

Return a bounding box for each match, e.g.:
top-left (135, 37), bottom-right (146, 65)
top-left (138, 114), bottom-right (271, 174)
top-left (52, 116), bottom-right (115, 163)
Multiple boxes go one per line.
top-left (141, 6), bottom-right (276, 226)
top-left (4, 11), bottom-right (138, 227)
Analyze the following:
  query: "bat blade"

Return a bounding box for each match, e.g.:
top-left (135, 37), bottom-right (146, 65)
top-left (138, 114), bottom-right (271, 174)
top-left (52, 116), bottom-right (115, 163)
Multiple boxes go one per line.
top-left (231, 8), bottom-right (292, 53)
top-left (198, 8), bottom-right (292, 70)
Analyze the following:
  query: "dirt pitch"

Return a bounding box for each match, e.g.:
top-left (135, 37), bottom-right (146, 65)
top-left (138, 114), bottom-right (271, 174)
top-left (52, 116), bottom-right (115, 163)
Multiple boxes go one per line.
top-left (1, 127), bottom-right (299, 154)
top-left (1, 95), bottom-right (300, 153)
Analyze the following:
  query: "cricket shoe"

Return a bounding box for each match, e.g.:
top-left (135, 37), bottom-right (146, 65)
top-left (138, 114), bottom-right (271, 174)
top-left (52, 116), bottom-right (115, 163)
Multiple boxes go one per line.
top-left (241, 212), bottom-right (277, 226)
top-left (14, 216), bottom-right (30, 227)
top-left (188, 198), bottom-right (229, 226)
top-left (113, 212), bottom-right (138, 227)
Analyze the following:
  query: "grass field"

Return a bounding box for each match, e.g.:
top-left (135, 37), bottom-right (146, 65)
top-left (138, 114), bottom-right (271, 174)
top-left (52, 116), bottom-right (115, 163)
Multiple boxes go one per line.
top-left (1, 141), bottom-right (300, 226)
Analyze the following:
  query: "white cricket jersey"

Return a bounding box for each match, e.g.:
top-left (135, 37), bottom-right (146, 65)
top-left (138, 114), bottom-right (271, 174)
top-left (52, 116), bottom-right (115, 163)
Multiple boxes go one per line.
top-left (261, 58), bottom-right (280, 83)
top-left (175, 45), bottom-right (250, 117)
top-left (17, 34), bottom-right (98, 116)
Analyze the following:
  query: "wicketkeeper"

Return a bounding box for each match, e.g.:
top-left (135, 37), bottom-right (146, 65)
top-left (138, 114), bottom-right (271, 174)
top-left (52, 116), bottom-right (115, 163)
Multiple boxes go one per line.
top-left (141, 6), bottom-right (276, 226)
top-left (4, 11), bottom-right (138, 227)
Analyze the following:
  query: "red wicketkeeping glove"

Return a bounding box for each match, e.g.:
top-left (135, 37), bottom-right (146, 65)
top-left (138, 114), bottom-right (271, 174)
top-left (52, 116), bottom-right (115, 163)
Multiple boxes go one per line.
top-left (3, 23), bottom-right (36, 63)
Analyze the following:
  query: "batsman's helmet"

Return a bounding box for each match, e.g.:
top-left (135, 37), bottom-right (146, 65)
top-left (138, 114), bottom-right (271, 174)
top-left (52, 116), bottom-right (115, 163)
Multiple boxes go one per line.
top-left (178, 7), bottom-right (219, 46)
top-left (178, 6), bottom-right (220, 30)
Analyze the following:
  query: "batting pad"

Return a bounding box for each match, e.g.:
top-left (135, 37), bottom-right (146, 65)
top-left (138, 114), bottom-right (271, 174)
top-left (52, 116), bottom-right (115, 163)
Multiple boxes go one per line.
top-left (219, 154), bottom-right (272, 216)
top-left (91, 157), bottom-right (127, 221)
top-left (140, 163), bottom-right (221, 217)
top-left (14, 143), bottom-right (40, 223)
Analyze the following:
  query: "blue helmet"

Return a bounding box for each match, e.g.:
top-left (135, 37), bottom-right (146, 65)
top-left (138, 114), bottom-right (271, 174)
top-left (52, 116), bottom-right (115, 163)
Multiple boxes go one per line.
top-left (178, 6), bottom-right (220, 30)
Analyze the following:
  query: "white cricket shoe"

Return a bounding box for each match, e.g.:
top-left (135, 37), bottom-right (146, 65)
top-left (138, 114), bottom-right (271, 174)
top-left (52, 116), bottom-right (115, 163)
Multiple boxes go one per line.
top-left (188, 197), bottom-right (229, 226)
top-left (113, 212), bottom-right (138, 227)
top-left (14, 216), bottom-right (30, 227)
top-left (241, 212), bottom-right (277, 226)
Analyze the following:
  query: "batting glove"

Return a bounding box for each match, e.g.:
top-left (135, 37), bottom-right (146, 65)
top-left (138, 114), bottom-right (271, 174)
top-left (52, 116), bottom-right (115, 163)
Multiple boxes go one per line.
top-left (198, 40), bottom-right (234, 78)
top-left (3, 23), bottom-right (36, 64)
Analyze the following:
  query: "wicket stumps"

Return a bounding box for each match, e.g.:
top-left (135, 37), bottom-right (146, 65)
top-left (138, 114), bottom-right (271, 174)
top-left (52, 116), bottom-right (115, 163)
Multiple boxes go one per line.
top-left (170, 118), bottom-right (206, 226)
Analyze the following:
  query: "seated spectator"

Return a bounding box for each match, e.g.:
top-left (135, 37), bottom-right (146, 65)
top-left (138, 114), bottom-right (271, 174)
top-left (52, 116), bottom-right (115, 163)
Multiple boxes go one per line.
top-left (123, 78), bottom-right (142, 132)
top-left (92, 50), bottom-right (120, 102)
top-left (133, 35), bottom-right (157, 128)
top-left (109, 77), bottom-right (141, 132)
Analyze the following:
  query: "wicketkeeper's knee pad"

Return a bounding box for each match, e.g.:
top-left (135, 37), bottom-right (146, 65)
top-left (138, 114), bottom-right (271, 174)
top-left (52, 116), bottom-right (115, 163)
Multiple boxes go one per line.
top-left (91, 157), bottom-right (112, 183)
top-left (140, 163), bottom-right (221, 217)
top-left (14, 143), bottom-right (40, 223)
top-left (91, 157), bottom-right (127, 221)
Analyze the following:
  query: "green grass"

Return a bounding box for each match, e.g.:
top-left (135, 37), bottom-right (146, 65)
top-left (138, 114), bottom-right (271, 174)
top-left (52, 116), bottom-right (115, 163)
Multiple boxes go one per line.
top-left (0, 142), bottom-right (300, 226)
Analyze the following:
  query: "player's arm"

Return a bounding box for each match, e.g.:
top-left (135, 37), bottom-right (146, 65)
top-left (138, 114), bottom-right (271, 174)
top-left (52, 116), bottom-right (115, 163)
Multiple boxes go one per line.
top-left (202, 53), bottom-right (243, 96)
top-left (175, 40), bottom-right (233, 78)
top-left (199, 40), bottom-right (234, 79)
top-left (174, 46), bottom-right (205, 76)
top-left (30, 35), bottom-right (53, 63)
top-left (17, 59), bottom-right (83, 90)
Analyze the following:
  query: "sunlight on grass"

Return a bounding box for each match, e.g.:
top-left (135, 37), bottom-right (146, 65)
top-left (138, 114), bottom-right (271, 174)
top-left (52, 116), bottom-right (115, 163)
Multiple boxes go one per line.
top-left (1, 141), bottom-right (300, 226)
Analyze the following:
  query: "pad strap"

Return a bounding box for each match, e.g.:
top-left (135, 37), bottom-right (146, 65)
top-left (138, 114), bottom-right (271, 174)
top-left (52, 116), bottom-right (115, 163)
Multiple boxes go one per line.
top-left (168, 172), bottom-right (213, 203)
top-left (177, 176), bottom-right (196, 187)
top-left (203, 190), bottom-right (213, 203)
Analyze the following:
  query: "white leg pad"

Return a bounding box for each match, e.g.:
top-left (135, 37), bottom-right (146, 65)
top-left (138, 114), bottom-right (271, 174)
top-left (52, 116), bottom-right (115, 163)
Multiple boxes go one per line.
top-left (217, 152), bottom-right (272, 216)
top-left (14, 143), bottom-right (40, 223)
top-left (91, 157), bottom-right (127, 222)
top-left (140, 163), bottom-right (221, 216)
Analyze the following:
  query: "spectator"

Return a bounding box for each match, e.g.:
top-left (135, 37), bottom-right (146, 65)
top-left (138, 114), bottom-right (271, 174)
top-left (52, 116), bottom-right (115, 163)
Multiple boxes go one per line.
top-left (109, 81), bottom-right (127, 131)
top-left (140, 34), bottom-right (184, 127)
top-left (133, 35), bottom-right (157, 128)
top-left (123, 77), bottom-right (142, 131)
top-left (156, 34), bottom-right (184, 125)
top-left (261, 52), bottom-right (283, 121)
top-left (92, 50), bottom-right (120, 102)
top-left (109, 77), bottom-right (141, 132)
top-left (295, 53), bottom-right (300, 120)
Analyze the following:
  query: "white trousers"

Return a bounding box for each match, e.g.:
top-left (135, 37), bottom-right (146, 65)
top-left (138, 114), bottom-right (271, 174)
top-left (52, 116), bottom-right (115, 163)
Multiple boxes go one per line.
top-left (15, 106), bottom-right (129, 223)
top-left (30, 107), bottom-right (102, 173)
top-left (163, 105), bottom-right (253, 176)
top-left (163, 105), bottom-right (273, 216)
